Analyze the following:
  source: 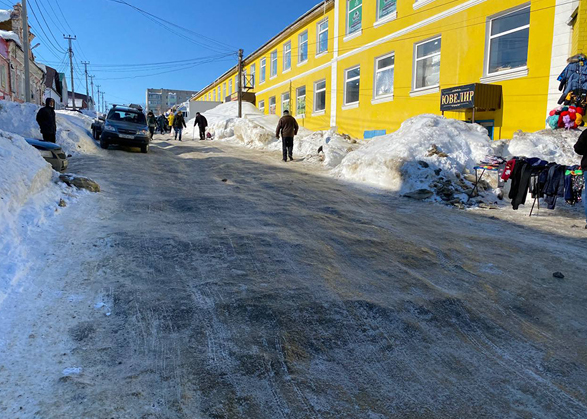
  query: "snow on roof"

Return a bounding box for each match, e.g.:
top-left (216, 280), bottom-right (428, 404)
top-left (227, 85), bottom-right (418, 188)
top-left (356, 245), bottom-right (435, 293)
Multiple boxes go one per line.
top-left (35, 62), bottom-right (47, 73)
top-left (0, 9), bottom-right (11, 23)
top-left (0, 29), bottom-right (21, 47)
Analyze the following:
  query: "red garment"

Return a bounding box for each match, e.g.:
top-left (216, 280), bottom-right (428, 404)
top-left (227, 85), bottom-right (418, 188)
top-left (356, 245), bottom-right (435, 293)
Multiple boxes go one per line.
top-left (501, 159), bottom-right (516, 181)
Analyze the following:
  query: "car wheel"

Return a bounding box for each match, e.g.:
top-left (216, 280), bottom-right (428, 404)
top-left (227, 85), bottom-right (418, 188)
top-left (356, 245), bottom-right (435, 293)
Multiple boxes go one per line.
top-left (141, 144), bottom-right (149, 154)
top-left (99, 137), bottom-right (109, 149)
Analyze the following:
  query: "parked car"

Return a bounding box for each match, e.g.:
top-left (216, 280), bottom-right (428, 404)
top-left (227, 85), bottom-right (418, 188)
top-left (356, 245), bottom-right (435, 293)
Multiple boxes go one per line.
top-left (25, 138), bottom-right (69, 172)
top-left (91, 115), bottom-right (105, 140)
top-left (99, 105), bottom-right (150, 153)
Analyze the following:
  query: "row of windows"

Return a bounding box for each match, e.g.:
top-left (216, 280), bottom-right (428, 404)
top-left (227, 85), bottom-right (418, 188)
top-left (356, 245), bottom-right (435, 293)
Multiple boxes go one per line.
top-left (202, 4), bottom-right (530, 103)
top-left (258, 79), bottom-right (328, 117)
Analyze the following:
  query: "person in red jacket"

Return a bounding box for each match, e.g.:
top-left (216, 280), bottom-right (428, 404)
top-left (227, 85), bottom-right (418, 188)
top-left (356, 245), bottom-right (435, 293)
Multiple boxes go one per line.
top-left (275, 110), bottom-right (299, 162)
top-left (574, 130), bottom-right (587, 228)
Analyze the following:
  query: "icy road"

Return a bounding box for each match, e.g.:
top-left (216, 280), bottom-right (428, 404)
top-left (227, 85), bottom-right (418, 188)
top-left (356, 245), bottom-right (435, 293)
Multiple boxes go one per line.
top-left (1, 136), bottom-right (587, 418)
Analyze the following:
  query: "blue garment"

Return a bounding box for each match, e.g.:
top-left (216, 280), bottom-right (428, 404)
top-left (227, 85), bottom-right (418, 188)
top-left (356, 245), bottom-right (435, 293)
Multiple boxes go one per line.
top-left (558, 56), bottom-right (587, 95)
top-left (583, 171), bottom-right (587, 223)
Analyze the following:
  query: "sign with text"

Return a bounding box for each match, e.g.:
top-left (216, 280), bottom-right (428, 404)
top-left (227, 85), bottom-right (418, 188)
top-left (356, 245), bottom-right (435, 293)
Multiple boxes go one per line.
top-left (440, 84), bottom-right (476, 111)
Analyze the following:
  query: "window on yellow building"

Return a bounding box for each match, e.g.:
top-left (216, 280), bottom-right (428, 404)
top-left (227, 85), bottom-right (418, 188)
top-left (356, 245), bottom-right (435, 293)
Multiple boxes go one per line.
top-left (486, 6), bottom-right (530, 75)
top-left (375, 53), bottom-right (395, 99)
top-left (347, 0), bottom-right (362, 35)
top-left (282, 92), bottom-right (290, 113)
top-left (217, 86), bottom-right (221, 101)
top-left (260, 58), bottom-right (266, 83)
top-left (413, 36), bottom-right (441, 91)
top-left (250, 63), bottom-right (256, 87)
top-left (223, 83), bottom-right (227, 100)
top-left (314, 79), bottom-right (326, 112)
top-left (344, 66), bottom-right (361, 105)
top-left (296, 86), bottom-right (306, 116)
top-left (269, 96), bottom-right (276, 114)
top-left (377, 0), bottom-right (396, 22)
top-left (259, 100), bottom-right (265, 113)
top-left (299, 31), bottom-right (308, 63)
top-left (317, 19), bottom-right (328, 55)
top-left (271, 50), bottom-right (278, 78)
top-left (229, 79), bottom-right (233, 95)
top-left (284, 41), bottom-right (292, 71)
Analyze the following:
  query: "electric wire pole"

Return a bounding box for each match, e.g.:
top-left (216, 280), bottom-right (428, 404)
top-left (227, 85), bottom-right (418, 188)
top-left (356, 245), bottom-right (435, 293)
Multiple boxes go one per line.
top-left (89, 75), bottom-right (95, 110)
top-left (22, 0), bottom-right (31, 103)
top-left (101, 92), bottom-right (105, 113)
top-left (82, 61), bottom-right (90, 107)
top-left (237, 49), bottom-right (243, 118)
top-left (64, 35), bottom-right (77, 110)
top-left (96, 84), bottom-right (101, 113)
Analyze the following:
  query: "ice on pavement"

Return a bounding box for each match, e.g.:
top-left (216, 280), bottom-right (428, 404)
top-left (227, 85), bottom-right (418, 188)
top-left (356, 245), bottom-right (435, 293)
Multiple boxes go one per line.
top-left (0, 100), bottom-right (101, 156)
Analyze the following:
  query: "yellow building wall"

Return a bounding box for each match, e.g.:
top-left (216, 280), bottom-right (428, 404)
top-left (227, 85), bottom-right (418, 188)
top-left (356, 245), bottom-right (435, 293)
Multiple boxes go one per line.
top-left (573, 0), bottom-right (587, 54)
top-left (335, 0), bottom-right (556, 140)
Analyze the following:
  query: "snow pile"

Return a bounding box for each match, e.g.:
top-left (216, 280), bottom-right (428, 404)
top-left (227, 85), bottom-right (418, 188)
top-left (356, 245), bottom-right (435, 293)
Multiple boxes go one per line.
top-left (0, 100), bottom-right (99, 155)
top-left (187, 102), bottom-right (358, 168)
top-left (0, 9), bottom-right (11, 23)
top-left (502, 129), bottom-right (583, 166)
top-left (0, 29), bottom-right (20, 46)
top-left (0, 130), bottom-right (74, 301)
top-left (334, 114), bottom-right (494, 199)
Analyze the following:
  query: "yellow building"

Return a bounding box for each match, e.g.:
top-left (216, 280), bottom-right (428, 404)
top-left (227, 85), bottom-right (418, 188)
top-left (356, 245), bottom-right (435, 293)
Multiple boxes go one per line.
top-left (194, 0), bottom-right (587, 140)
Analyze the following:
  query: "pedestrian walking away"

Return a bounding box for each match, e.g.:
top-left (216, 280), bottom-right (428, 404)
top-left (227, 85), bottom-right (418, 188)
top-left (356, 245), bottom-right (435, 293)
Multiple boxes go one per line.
top-left (275, 110), bottom-right (298, 162)
top-left (167, 112), bottom-right (175, 135)
top-left (194, 112), bottom-right (208, 141)
top-left (573, 130), bottom-right (587, 228)
top-left (36, 98), bottom-right (57, 143)
top-left (157, 114), bottom-right (166, 134)
top-left (147, 111), bottom-right (157, 138)
top-left (173, 111), bottom-right (187, 141)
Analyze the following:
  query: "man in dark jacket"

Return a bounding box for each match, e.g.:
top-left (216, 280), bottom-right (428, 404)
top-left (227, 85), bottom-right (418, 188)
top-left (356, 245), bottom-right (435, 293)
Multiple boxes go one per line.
top-left (194, 112), bottom-right (208, 141)
top-left (275, 110), bottom-right (299, 162)
top-left (574, 130), bottom-right (587, 227)
top-left (173, 111), bottom-right (187, 141)
top-left (36, 98), bottom-right (57, 142)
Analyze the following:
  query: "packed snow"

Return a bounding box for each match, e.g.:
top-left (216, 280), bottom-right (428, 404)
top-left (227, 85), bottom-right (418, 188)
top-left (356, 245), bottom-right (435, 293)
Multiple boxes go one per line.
top-left (0, 9), bottom-right (11, 23)
top-left (0, 29), bottom-right (20, 46)
top-left (500, 129), bottom-right (583, 166)
top-left (0, 100), bottom-right (100, 156)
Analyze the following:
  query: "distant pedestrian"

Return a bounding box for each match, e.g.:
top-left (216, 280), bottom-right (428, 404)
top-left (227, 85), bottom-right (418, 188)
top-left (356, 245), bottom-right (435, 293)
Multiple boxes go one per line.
top-left (573, 130), bottom-right (587, 228)
top-left (157, 114), bottom-right (166, 134)
top-left (173, 111), bottom-right (187, 141)
top-left (275, 110), bottom-right (298, 162)
top-left (167, 112), bottom-right (175, 134)
top-left (147, 111), bottom-right (157, 138)
top-left (36, 98), bottom-right (57, 143)
top-left (194, 112), bottom-right (208, 141)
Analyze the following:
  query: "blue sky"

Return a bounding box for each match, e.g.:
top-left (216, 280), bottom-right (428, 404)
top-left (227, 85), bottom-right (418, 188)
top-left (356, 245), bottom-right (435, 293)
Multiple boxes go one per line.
top-left (8, 0), bottom-right (324, 107)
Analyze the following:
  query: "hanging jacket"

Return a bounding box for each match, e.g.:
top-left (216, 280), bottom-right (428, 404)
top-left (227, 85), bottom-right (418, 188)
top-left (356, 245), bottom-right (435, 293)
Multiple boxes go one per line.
top-left (558, 54), bottom-right (587, 103)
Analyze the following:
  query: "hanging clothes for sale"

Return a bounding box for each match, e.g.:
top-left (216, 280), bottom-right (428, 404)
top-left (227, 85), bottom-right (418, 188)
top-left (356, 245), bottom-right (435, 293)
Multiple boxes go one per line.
top-left (558, 54), bottom-right (587, 104)
top-left (565, 166), bottom-right (584, 205)
top-left (543, 164), bottom-right (567, 210)
top-left (508, 158), bottom-right (549, 210)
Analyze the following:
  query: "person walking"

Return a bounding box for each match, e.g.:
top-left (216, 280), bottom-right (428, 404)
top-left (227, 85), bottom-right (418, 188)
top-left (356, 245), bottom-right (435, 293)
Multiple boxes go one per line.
top-left (147, 111), bottom-right (157, 138)
top-left (36, 98), bottom-right (57, 143)
top-left (194, 112), bottom-right (208, 141)
top-left (574, 130), bottom-right (587, 228)
top-left (173, 110), bottom-right (187, 141)
top-left (167, 112), bottom-right (175, 134)
top-left (275, 110), bottom-right (298, 162)
top-left (157, 114), bottom-right (166, 134)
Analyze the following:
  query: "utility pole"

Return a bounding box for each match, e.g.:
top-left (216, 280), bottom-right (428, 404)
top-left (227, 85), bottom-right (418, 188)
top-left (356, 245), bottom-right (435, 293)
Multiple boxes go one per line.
top-left (96, 84), bottom-right (101, 113)
top-left (237, 49), bottom-right (243, 118)
top-left (89, 75), bottom-right (95, 110)
top-left (101, 92), bottom-right (105, 113)
top-left (22, 0), bottom-right (31, 102)
top-left (64, 35), bottom-right (77, 110)
top-left (82, 61), bottom-right (90, 107)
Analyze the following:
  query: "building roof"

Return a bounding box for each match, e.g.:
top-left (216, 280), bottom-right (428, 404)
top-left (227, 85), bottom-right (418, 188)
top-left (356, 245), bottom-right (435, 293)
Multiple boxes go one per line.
top-left (0, 9), bottom-right (11, 24)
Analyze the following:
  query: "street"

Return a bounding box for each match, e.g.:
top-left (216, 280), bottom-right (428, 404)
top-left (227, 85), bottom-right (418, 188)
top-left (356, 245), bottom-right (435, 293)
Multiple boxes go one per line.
top-left (1, 135), bottom-right (587, 419)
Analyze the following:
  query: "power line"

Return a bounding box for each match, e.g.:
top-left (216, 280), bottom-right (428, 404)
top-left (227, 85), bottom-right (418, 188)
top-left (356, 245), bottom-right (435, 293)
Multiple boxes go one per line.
top-left (28, 0), bottom-right (66, 53)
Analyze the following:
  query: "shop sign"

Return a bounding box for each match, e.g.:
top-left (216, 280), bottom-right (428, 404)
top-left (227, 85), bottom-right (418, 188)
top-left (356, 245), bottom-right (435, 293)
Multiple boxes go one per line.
top-left (348, 0), bottom-right (362, 34)
top-left (378, 0), bottom-right (396, 19)
top-left (440, 84), bottom-right (476, 111)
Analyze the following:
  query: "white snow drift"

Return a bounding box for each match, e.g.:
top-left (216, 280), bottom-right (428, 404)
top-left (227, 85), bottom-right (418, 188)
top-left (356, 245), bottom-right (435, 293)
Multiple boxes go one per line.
top-left (0, 100), bottom-right (100, 156)
top-left (502, 129), bottom-right (582, 166)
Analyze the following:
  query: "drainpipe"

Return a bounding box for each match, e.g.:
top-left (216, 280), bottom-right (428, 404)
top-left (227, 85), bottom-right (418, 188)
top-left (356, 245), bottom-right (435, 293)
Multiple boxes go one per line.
top-left (330, 0), bottom-right (340, 129)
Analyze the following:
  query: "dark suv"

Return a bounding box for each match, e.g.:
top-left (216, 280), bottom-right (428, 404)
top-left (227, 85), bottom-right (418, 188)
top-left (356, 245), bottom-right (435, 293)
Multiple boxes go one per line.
top-left (100, 106), bottom-right (150, 153)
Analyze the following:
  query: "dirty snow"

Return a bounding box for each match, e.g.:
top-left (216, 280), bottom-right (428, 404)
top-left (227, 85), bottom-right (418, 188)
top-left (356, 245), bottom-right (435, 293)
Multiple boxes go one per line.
top-left (0, 100), bottom-right (100, 156)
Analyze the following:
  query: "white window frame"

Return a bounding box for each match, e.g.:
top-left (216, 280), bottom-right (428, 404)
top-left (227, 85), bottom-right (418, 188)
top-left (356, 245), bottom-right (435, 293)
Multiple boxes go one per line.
top-left (217, 86), bottom-right (221, 101)
top-left (296, 86), bottom-right (306, 117)
top-left (346, 0), bottom-right (362, 36)
top-left (483, 5), bottom-right (531, 79)
top-left (317, 18), bottom-right (329, 56)
top-left (259, 100), bottom-right (265, 113)
top-left (313, 79), bottom-right (327, 114)
top-left (260, 58), bottom-right (266, 84)
top-left (373, 52), bottom-right (395, 101)
top-left (298, 31), bottom-right (309, 64)
top-left (270, 50), bottom-right (278, 78)
top-left (250, 63), bottom-right (256, 87)
top-left (376, 0), bottom-right (397, 25)
top-left (412, 36), bottom-right (441, 93)
top-left (229, 79), bottom-right (233, 95)
top-left (413, 0), bottom-right (437, 10)
top-left (269, 96), bottom-right (276, 114)
top-left (281, 91), bottom-right (290, 113)
top-left (344, 65), bottom-right (361, 107)
top-left (283, 41), bottom-right (292, 72)
top-left (223, 83), bottom-right (227, 101)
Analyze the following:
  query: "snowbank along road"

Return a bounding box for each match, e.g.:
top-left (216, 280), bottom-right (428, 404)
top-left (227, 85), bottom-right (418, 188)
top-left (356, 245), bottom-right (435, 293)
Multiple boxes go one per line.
top-left (1, 135), bottom-right (586, 419)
